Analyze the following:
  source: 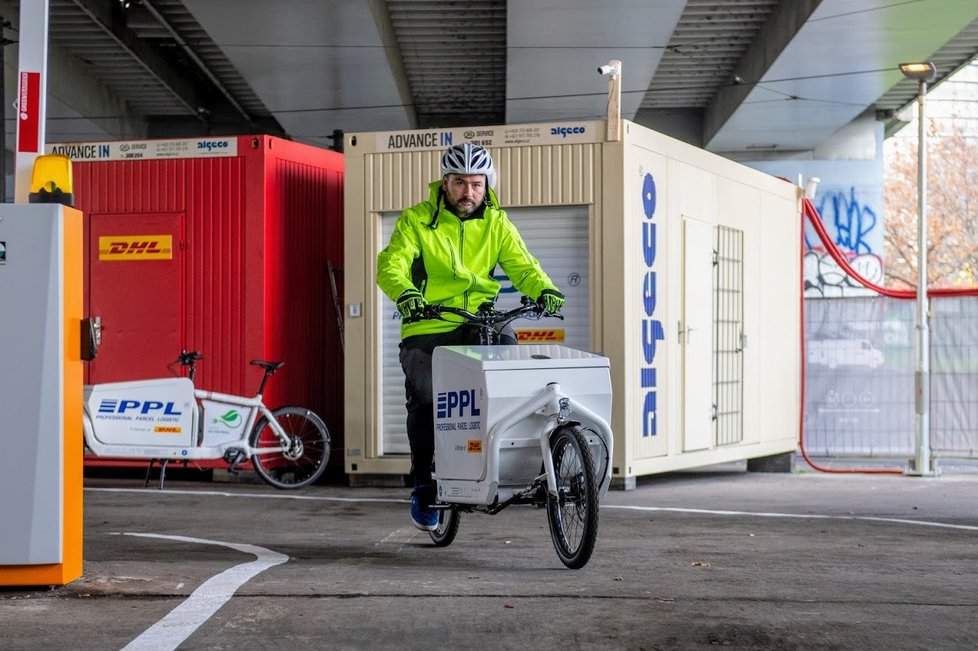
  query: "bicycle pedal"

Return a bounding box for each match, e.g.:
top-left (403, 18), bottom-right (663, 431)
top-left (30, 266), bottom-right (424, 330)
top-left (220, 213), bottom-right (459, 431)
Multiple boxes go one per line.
top-left (223, 448), bottom-right (247, 472)
top-left (533, 487), bottom-right (549, 508)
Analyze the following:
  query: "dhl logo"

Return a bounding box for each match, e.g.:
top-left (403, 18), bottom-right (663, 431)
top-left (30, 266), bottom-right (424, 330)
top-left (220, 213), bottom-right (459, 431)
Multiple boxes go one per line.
top-left (154, 426), bottom-right (183, 434)
top-left (467, 440), bottom-right (483, 453)
top-left (99, 235), bottom-right (173, 261)
top-left (515, 328), bottom-right (565, 343)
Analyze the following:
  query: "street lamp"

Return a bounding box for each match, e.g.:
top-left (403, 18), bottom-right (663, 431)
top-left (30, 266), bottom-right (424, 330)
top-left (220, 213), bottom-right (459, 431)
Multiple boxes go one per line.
top-left (899, 61), bottom-right (937, 476)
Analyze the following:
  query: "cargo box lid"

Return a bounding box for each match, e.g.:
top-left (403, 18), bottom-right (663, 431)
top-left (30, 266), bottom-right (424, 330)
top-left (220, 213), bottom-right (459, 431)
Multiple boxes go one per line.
top-left (433, 344), bottom-right (609, 371)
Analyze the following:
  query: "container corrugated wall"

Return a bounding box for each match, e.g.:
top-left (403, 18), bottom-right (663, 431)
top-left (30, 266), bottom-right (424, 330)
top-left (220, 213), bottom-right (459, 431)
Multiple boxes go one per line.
top-left (495, 145), bottom-right (595, 206)
top-left (364, 145), bottom-right (596, 212)
top-left (188, 156), bottom-right (252, 393)
top-left (264, 150), bottom-right (346, 442)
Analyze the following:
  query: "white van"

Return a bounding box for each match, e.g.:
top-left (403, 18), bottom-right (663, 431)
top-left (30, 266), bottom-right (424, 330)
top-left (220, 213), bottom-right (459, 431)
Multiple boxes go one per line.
top-left (807, 339), bottom-right (884, 369)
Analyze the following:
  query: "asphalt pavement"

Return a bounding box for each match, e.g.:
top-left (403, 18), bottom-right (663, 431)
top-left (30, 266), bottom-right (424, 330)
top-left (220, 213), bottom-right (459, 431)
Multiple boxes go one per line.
top-left (2, 460), bottom-right (977, 650)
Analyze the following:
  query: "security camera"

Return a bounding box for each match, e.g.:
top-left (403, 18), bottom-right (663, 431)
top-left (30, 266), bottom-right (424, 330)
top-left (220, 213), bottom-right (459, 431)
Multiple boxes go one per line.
top-left (597, 62), bottom-right (620, 77)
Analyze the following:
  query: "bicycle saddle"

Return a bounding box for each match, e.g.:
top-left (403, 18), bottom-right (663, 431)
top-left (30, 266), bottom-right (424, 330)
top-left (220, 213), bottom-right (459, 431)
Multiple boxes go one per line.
top-left (250, 359), bottom-right (285, 372)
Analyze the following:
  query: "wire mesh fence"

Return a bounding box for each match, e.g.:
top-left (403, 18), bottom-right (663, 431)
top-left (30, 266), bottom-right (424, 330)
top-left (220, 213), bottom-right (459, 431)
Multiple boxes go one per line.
top-left (805, 294), bottom-right (978, 459)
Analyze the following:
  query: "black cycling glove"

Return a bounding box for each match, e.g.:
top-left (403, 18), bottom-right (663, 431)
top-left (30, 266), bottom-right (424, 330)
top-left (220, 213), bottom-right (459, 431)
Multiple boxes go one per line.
top-left (396, 289), bottom-right (427, 320)
top-left (537, 289), bottom-right (565, 315)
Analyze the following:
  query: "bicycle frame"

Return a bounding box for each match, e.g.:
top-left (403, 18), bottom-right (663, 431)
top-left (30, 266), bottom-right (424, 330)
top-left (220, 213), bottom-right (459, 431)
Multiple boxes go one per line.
top-left (194, 388), bottom-right (294, 457)
top-left (482, 382), bottom-right (613, 498)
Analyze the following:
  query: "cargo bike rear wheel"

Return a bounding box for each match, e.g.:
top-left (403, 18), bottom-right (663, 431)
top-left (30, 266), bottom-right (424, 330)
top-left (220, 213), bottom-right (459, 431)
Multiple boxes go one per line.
top-left (429, 505), bottom-right (461, 546)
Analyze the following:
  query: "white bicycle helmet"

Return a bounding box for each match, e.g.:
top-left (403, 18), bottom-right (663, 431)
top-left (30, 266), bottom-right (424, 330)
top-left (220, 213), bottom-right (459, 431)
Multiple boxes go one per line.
top-left (441, 143), bottom-right (496, 189)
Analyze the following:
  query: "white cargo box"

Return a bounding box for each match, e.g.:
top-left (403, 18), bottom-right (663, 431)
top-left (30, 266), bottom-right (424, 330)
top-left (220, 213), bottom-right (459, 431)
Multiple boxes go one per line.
top-left (432, 344), bottom-right (612, 505)
top-left (84, 378), bottom-right (197, 452)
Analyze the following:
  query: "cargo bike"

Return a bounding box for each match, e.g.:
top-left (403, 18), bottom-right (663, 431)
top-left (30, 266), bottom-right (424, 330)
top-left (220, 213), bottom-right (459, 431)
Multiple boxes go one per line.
top-left (420, 297), bottom-right (614, 569)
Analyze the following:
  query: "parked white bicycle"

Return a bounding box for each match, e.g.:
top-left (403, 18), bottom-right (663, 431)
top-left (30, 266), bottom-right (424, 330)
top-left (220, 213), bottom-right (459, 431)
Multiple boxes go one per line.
top-left (83, 351), bottom-right (331, 489)
top-left (420, 297), bottom-right (614, 569)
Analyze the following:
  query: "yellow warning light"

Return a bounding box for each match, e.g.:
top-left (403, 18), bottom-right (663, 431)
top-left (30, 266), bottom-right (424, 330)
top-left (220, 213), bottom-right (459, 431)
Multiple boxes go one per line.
top-left (29, 154), bottom-right (74, 206)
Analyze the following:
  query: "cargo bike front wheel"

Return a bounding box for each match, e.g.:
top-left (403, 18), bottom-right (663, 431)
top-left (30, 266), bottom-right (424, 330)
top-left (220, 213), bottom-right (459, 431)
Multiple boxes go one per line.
top-left (430, 505), bottom-right (461, 546)
top-left (547, 424), bottom-right (599, 569)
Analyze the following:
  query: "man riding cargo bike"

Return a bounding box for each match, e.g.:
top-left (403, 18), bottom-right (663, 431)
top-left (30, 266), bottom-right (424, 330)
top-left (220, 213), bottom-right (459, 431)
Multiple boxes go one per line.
top-left (376, 143), bottom-right (565, 531)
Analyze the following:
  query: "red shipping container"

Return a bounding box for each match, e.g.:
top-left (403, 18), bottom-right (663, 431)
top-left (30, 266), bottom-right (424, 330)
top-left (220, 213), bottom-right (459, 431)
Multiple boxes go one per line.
top-left (55, 135), bottom-right (344, 472)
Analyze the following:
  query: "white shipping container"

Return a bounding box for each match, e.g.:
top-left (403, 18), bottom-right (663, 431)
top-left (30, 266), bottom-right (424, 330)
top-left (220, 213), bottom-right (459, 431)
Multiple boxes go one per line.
top-left (343, 119), bottom-right (801, 487)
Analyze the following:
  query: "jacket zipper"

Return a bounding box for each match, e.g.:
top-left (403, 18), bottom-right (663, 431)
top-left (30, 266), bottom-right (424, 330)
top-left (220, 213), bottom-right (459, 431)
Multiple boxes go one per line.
top-left (459, 220), bottom-right (468, 310)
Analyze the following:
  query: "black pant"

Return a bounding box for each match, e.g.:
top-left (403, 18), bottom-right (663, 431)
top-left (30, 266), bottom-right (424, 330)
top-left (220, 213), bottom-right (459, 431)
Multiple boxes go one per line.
top-left (399, 324), bottom-right (517, 503)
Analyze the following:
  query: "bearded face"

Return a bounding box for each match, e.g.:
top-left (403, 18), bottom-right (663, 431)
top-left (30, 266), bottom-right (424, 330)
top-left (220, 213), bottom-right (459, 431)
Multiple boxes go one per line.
top-left (442, 173), bottom-right (486, 217)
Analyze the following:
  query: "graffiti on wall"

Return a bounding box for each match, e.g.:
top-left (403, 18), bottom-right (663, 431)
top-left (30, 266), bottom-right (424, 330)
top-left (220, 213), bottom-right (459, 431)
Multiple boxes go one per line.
top-left (804, 249), bottom-right (883, 297)
top-left (805, 186), bottom-right (882, 297)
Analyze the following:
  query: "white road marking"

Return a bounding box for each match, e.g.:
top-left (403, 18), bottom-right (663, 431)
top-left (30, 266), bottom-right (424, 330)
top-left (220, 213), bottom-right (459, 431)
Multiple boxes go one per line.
top-left (604, 505), bottom-right (978, 532)
top-left (118, 533), bottom-right (287, 651)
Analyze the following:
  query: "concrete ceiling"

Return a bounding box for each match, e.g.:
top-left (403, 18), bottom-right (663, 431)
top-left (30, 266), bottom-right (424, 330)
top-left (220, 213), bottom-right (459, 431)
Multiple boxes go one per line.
top-left (3, 0), bottom-right (978, 155)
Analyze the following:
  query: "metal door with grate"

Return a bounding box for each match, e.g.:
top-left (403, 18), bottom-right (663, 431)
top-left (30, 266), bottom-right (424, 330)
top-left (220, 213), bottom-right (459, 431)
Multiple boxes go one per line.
top-left (714, 225), bottom-right (744, 445)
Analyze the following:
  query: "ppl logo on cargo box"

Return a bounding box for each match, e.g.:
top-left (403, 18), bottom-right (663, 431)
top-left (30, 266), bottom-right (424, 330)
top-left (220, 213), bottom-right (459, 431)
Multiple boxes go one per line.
top-left (197, 139), bottom-right (230, 152)
top-left (436, 389), bottom-right (481, 419)
top-left (98, 399), bottom-right (183, 416)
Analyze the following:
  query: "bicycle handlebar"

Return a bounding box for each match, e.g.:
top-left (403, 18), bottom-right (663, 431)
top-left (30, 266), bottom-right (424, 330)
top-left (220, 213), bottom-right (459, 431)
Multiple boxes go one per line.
top-left (421, 296), bottom-right (563, 328)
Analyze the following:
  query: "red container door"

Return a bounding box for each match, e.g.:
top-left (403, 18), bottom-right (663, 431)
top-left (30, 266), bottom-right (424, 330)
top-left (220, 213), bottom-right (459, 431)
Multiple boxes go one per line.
top-left (88, 212), bottom-right (185, 383)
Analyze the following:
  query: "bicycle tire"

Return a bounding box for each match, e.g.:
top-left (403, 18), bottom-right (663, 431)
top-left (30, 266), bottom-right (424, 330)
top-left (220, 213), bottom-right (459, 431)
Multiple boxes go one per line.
top-left (429, 504), bottom-right (461, 546)
top-left (249, 406), bottom-right (331, 489)
top-left (546, 424), bottom-right (599, 569)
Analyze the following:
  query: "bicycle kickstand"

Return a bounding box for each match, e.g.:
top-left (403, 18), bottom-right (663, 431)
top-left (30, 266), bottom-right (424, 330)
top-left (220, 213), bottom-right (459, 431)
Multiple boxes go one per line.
top-left (143, 459), bottom-right (170, 490)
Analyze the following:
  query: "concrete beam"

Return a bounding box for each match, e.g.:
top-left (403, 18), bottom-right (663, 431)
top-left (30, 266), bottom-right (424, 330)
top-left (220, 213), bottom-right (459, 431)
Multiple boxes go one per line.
top-left (46, 40), bottom-right (147, 140)
top-left (632, 107), bottom-right (705, 147)
top-left (367, 0), bottom-right (417, 129)
top-left (69, 0), bottom-right (204, 119)
top-left (702, 0), bottom-right (822, 148)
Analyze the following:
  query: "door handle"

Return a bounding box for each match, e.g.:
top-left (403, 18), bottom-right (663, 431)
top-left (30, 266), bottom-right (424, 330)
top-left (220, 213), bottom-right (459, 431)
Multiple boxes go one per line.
top-left (81, 316), bottom-right (101, 361)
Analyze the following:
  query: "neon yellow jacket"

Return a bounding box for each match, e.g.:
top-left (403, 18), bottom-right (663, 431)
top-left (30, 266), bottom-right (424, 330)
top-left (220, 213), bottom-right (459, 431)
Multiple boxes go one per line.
top-left (377, 180), bottom-right (559, 338)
